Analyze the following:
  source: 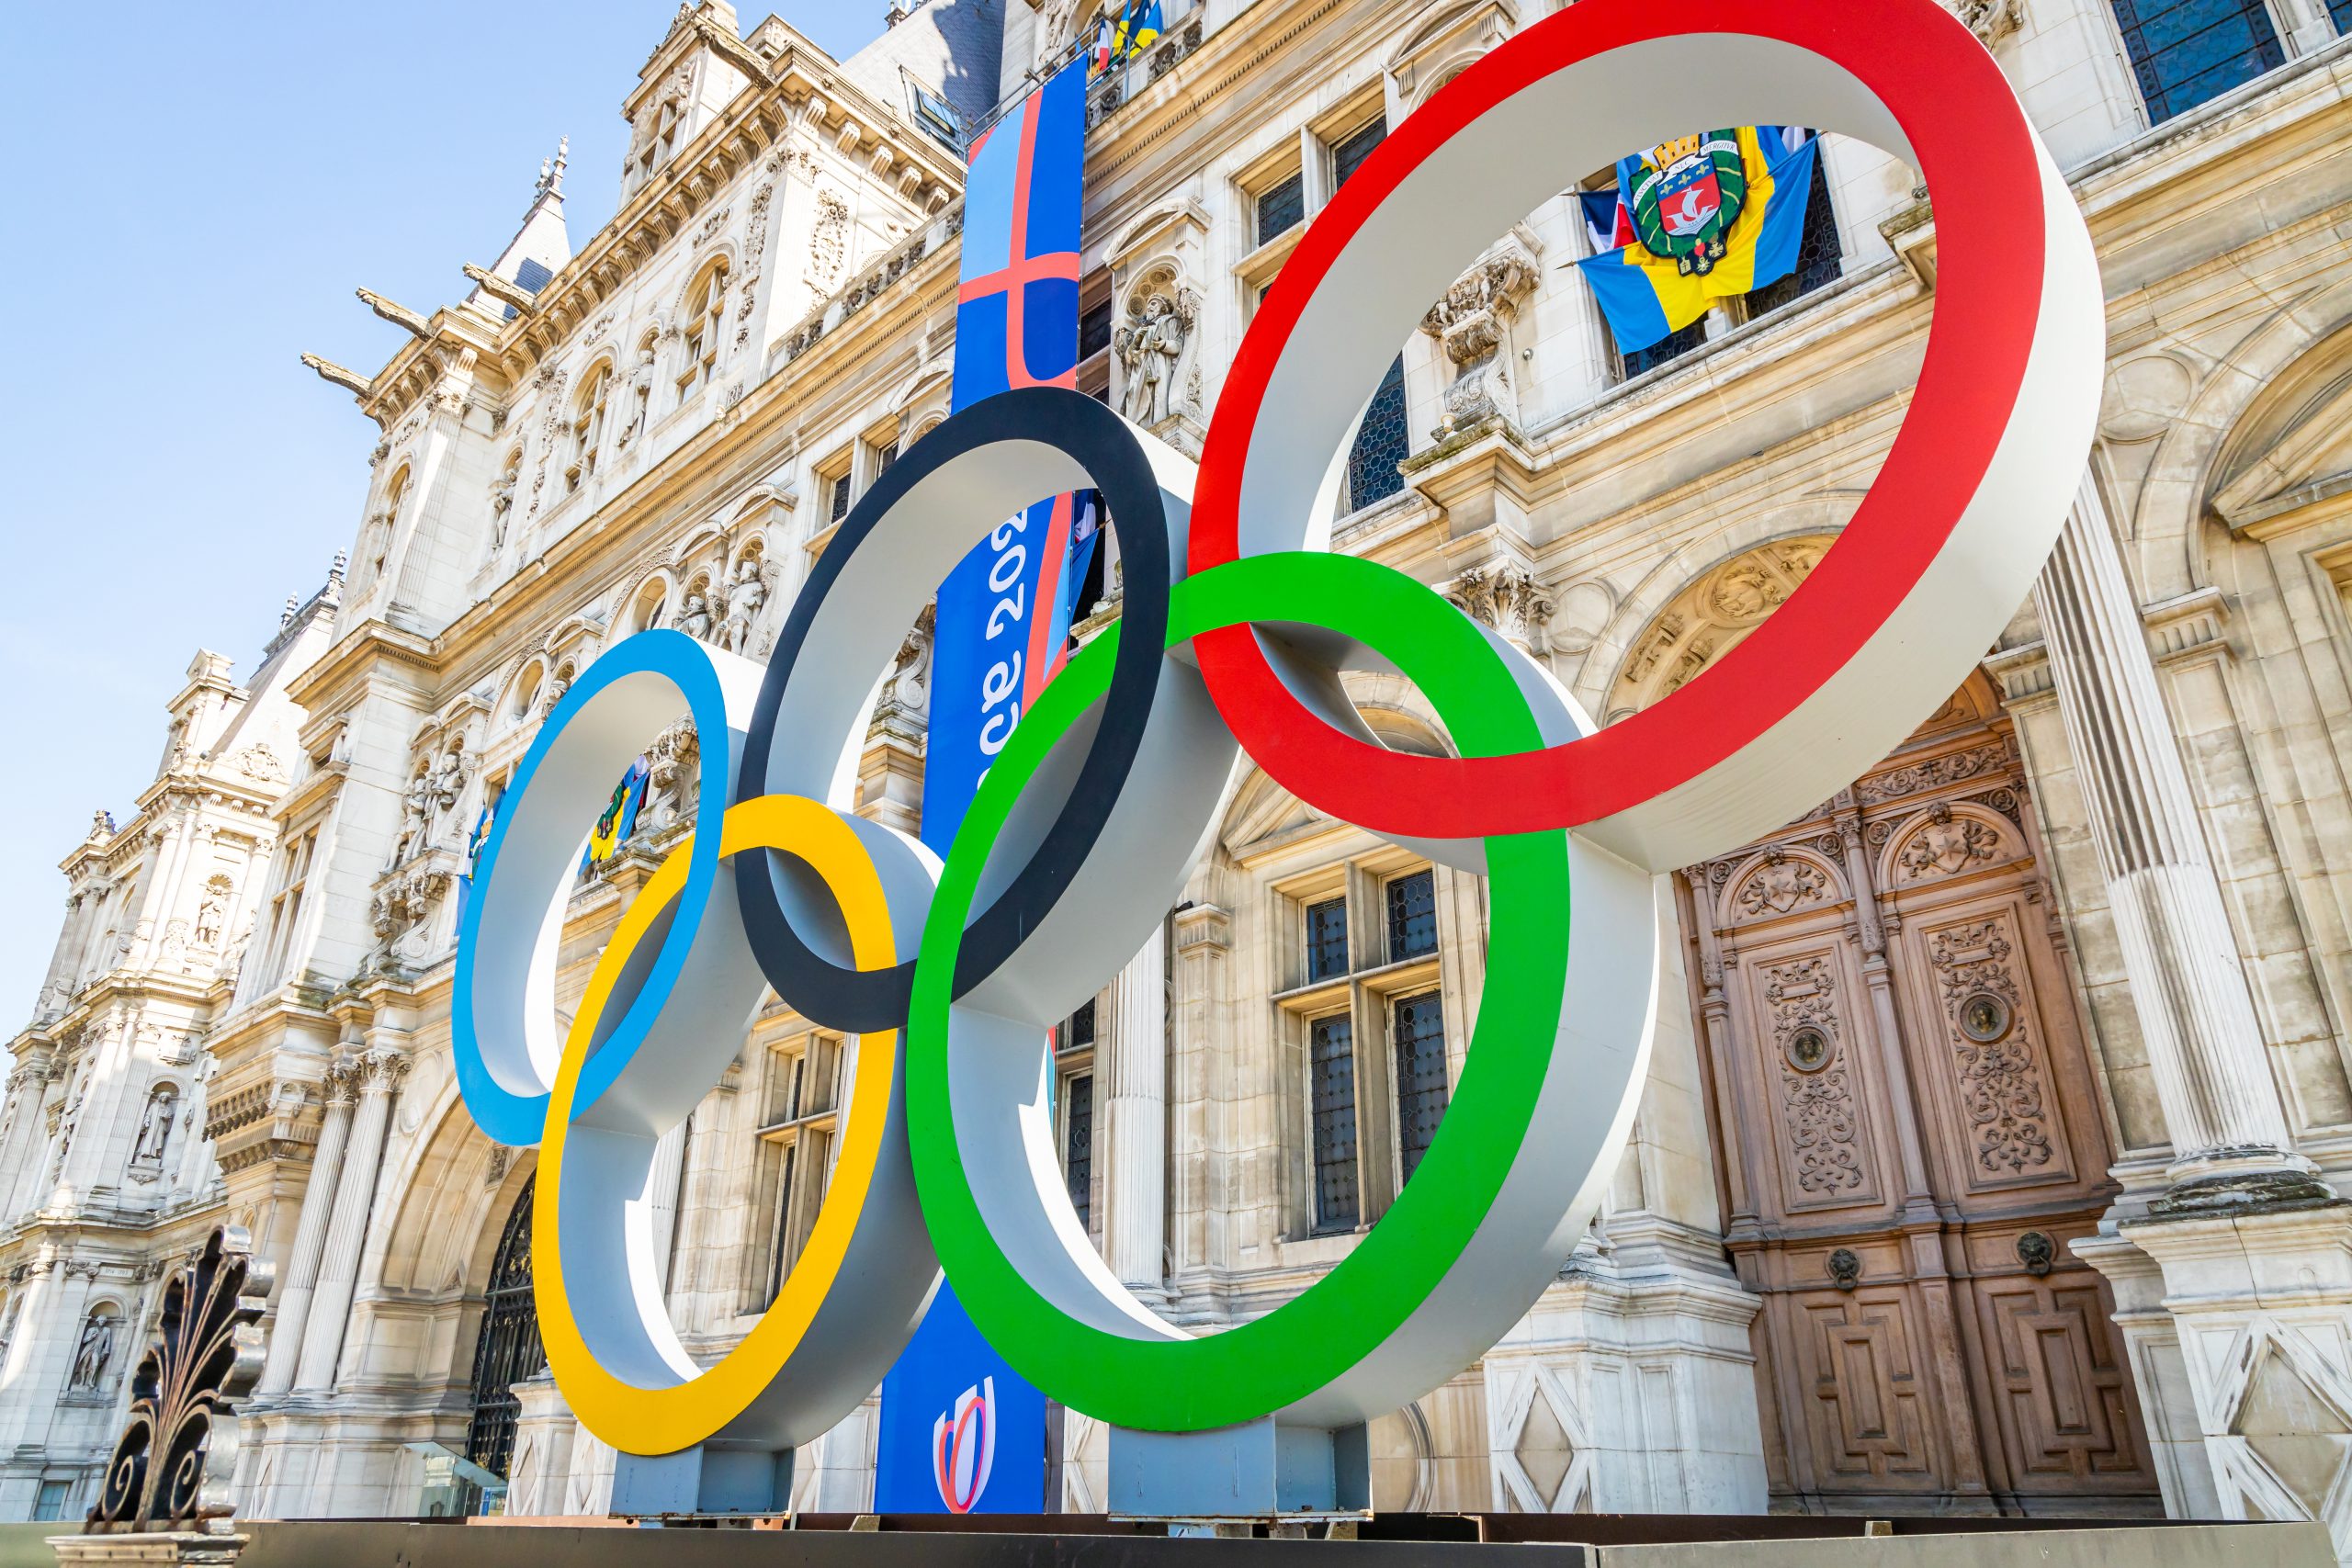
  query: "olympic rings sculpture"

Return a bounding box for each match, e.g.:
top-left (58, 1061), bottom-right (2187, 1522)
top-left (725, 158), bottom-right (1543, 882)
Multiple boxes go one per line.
top-left (452, 0), bottom-right (2101, 1456)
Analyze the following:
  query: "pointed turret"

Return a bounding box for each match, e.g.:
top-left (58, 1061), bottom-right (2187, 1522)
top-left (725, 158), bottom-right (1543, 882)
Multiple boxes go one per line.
top-left (466, 139), bottom-right (572, 321)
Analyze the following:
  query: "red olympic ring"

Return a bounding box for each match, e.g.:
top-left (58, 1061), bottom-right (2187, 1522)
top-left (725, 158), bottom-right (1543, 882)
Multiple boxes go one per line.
top-left (1190, 0), bottom-right (2100, 870)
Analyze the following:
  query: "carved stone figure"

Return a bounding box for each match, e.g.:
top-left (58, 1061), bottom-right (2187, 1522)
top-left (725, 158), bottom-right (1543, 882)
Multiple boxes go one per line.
top-left (1115, 291), bottom-right (1193, 427)
top-left (618, 348), bottom-right (657, 448)
top-left (722, 558), bottom-right (769, 654)
top-left (678, 586), bottom-right (716, 644)
top-left (195, 878), bottom-right (231, 948)
top-left (133, 1087), bottom-right (178, 1164)
top-left (69, 1312), bottom-right (117, 1391)
top-left (1420, 246), bottom-right (1539, 434)
top-left (643, 720), bottom-right (702, 830)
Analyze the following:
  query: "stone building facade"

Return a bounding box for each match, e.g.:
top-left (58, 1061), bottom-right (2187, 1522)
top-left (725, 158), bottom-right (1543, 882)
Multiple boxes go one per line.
top-left (10, 0), bottom-right (2352, 1552)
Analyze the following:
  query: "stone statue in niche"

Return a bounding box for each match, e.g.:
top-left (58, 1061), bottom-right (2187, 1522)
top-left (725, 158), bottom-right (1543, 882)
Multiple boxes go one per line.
top-left (194, 878), bottom-right (231, 948)
top-left (722, 558), bottom-right (770, 655)
top-left (396, 767), bottom-right (434, 863)
top-left (1115, 290), bottom-right (1193, 427)
top-left (132, 1088), bottom-right (177, 1164)
top-left (678, 582), bottom-right (716, 644)
top-left (69, 1313), bottom-right (117, 1391)
top-left (618, 347), bottom-right (658, 449)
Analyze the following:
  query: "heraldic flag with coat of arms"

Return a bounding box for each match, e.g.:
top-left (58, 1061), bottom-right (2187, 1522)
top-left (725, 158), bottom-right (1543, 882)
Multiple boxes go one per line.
top-left (1574, 126), bottom-right (1819, 355)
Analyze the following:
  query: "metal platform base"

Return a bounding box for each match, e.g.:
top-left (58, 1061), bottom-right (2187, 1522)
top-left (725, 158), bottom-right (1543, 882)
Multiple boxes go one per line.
top-left (223, 1514), bottom-right (2333, 1568)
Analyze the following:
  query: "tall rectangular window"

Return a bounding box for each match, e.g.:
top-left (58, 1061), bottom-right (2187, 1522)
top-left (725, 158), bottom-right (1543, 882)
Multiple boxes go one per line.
top-left (2334, 0), bottom-right (2352, 33)
top-left (1393, 993), bottom-right (1449, 1181)
top-left (751, 1034), bottom-right (840, 1309)
top-left (1063, 1072), bottom-right (1094, 1232)
top-left (33, 1480), bottom-right (70, 1521)
top-left (1330, 118), bottom-right (1386, 190)
top-left (828, 470), bottom-right (853, 523)
top-left (1306, 897), bottom-right (1350, 982)
top-left (1346, 355), bottom-right (1409, 513)
top-left (2110, 0), bottom-right (2284, 123)
top-left (1385, 869), bottom-right (1437, 962)
top-left (1309, 1014), bottom-right (1360, 1232)
top-left (1256, 172), bottom-right (1306, 247)
top-left (1741, 149), bottom-right (1842, 320)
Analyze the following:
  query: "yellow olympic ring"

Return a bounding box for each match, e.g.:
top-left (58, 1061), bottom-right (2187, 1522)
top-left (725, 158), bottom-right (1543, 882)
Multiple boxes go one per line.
top-left (534, 794), bottom-right (903, 1452)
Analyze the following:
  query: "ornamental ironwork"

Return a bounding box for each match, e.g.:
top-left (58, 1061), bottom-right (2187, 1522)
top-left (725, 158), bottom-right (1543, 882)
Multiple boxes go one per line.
top-left (86, 1227), bottom-right (271, 1536)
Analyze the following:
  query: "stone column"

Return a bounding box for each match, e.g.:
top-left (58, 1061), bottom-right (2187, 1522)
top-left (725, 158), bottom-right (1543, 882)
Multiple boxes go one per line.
top-left (1101, 922), bottom-right (1168, 1302)
top-left (257, 1057), bottom-right (359, 1394)
top-left (2031, 471), bottom-right (2327, 1211)
top-left (293, 1048), bottom-right (405, 1391)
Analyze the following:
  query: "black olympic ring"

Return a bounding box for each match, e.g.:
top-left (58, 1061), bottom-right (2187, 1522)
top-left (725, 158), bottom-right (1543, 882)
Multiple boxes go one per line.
top-left (735, 387), bottom-right (1179, 1033)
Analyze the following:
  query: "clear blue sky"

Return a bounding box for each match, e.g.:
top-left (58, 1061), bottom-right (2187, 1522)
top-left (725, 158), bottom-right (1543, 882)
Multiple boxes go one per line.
top-left (0, 2), bottom-right (889, 1021)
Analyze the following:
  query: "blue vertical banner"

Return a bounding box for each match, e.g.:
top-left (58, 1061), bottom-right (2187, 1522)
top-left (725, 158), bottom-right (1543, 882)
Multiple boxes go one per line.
top-left (873, 55), bottom-right (1091, 1516)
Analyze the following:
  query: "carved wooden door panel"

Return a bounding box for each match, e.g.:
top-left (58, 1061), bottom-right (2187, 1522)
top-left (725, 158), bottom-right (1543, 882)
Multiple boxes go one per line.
top-left (1683, 675), bottom-right (2160, 1517)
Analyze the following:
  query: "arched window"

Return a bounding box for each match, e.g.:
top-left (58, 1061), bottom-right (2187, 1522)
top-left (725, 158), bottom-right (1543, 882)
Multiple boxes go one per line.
top-left (508, 662), bottom-right (544, 724)
top-left (626, 578), bottom-right (669, 636)
top-left (678, 261), bottom-right (729, 401)
top-left (569, 364), bottom-right (611, 491)
top-left (464, 1176), bottom-right (543, 1481)
top-left (639, 98), bottom-right (681, 183)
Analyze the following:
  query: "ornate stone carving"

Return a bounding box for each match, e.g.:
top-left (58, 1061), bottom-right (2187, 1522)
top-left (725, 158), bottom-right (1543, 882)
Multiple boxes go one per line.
top-left (642, 719), bottom-right (702, 832)
top-left (86, 1227), bottom-right (270, 1536)
top-left (1738, 851), bottom-right (1830, 918)
top-left (692, 203), bottom-right (732, 245)
top-left (1443, 563), bottom-right (1553, 653)
top-left (369, 867), bottom-right (450, 965)
top-left (1114, 281), bottom-right (1197, 428)
top-left (1897, 805), bottom-right (2001, 881)
top-left (876, 603), bottom-right (935, 724)
top-left (1944, 0), bottom-right (2025, 44)
top-left (1420, 243), bottom-right (1538, 434)
top-left (226, 744), bottom-right (286, 784)
top-left (734, 177), bottom-right (777, 349)
top-left (720, 552), bottom-right (772, 655)
top-left (1762, 956), bottom-right (1866, 1196)
top-left (808, 190), bottom-right (850, 290)
top-left (1929, 919), bottom-right (2054, 1179)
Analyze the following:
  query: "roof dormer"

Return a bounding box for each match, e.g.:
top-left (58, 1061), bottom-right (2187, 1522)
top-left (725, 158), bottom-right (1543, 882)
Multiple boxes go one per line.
top-left (624, 2), bottom-right (767, 198)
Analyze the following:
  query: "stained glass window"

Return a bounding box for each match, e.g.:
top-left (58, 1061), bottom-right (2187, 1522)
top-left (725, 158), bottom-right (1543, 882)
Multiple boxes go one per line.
top-left (1331, 118), bottom-right (1386, 190)
top-left (2111, 0), bottom-right (2284, 123)
top-left (1618, 318), bottom-right (1709, 379)
top-left (1393, 993), bottom-right (1450, 1181)
top-left (1742, 149), bottom-right (1843, 320)
top-left (1310, 1015), bottom-right (1360, 1232)
top-left (1386, 870), bottom-right (1437, 962)
top-left (1306, 897), bottom-right (1350, 982)
top-left (1064, 1073), bottom-right (1094, 1232)
top-left (1347, 355), bottom-right (1409, 513)
top-left (1257, 172), bottom-right (1306, 247)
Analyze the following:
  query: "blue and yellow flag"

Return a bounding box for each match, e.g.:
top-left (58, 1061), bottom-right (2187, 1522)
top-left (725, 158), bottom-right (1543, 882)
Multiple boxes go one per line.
top-left (1575, 128), bottom-right (1819, 355)
top-left (1111, 0), bottom-right (1163, 60)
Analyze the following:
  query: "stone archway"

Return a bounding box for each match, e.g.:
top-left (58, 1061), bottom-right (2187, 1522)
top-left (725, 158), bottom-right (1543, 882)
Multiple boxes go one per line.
top-left (1614, 540), bottom-right (2163, 1517)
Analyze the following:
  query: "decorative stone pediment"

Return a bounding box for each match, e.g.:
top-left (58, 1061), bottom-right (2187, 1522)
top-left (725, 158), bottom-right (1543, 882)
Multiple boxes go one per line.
top-left (2209, 365), bottom-right (2352, 533)
top-left (1385, 0), bottom-right (1519, 103)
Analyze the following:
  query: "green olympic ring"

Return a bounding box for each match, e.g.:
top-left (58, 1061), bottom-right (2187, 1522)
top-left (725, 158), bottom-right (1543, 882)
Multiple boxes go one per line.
top-left (908, 549), bottom-right (1572, 1429)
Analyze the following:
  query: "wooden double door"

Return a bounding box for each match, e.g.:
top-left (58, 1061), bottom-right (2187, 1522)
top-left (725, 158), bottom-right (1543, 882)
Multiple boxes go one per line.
top-left (1679, 678), bottom-right (2159, 1517)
